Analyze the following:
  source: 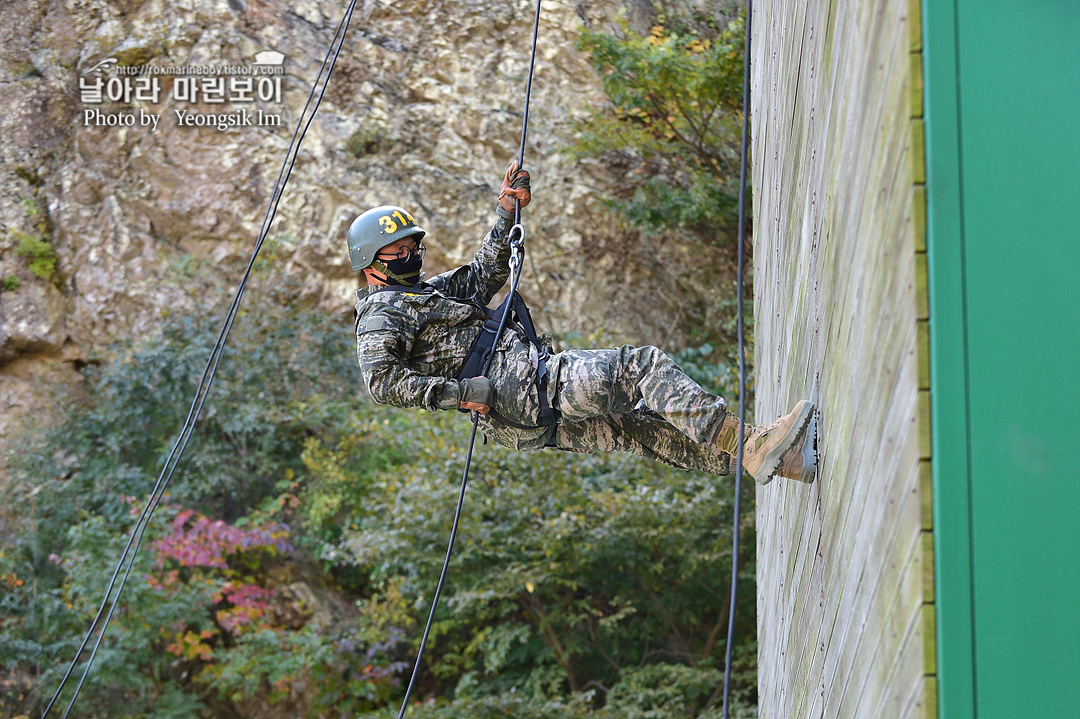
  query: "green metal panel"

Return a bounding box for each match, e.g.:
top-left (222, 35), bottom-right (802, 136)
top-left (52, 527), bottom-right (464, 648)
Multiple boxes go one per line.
top-left (921, 0), bottom-right (976, 715)
top-left (926, 1), bottom-right (1080, 717)
top-left (957, 1), bottom-right (1080, 716)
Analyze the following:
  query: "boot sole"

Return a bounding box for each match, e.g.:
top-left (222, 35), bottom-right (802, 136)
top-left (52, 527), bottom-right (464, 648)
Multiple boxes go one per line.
top-left (786, 411), bottom-right (819, 484)
top-left (754, 400), bottom-right (815, 485)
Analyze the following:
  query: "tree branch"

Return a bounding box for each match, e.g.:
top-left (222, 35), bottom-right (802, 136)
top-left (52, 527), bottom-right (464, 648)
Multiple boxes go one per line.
top-left (525, 596), bottom-right (581, 692)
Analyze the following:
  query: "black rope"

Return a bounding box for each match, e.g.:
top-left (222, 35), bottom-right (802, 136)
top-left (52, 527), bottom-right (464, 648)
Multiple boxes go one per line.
top-left (393, 1), bottom-right (543, 715)
top-left (513, 0), bottom-right (543, 226)
top-left (394, 226), bottom-right (527, 719)
top-left (40, 3), bottom-right (359, 716)
top-left (722, 2), bottom-right (753, 718)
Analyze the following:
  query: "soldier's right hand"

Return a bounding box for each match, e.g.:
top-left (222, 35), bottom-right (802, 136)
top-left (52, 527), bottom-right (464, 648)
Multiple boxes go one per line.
top-left (459, 376), bottom-right (495, 415)
top-left (498, 162), bottom-right (531, 215)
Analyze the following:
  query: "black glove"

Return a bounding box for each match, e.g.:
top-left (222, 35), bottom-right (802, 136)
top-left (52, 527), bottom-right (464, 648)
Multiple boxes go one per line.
top-left (459, 376), bottom-right (495, 414)
top-left (496, 161), bottom-right (531, 219)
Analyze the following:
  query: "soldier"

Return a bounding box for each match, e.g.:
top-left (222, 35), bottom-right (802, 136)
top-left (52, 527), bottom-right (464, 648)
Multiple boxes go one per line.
top-left (349, 164), bottom-right (817, 484)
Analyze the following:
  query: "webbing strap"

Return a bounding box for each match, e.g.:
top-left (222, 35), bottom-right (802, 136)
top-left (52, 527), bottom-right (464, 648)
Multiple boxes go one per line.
top-left (510, 293), bottom-right (557, 425)
top-left (456, 290), bottom-right (557, 427)
top-left (369, 259), bottom-right (422, 287)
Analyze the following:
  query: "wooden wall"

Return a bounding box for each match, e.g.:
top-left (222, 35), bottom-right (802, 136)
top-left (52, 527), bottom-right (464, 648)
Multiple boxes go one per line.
top-left (750, 0), bottom-right (935, 716)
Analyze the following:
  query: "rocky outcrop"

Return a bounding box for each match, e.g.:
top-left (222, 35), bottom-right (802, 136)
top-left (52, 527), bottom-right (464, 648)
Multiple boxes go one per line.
top-left (0, 0), bottom-right (734, 464)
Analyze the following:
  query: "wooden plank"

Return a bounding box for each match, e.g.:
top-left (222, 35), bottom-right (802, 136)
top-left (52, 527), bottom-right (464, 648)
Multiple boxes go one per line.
top-left (752, 0), bottom-right (930, 715)
top-left (910, 51), bottom-right (924, 118)
top-left (863, 548), bottom-right (930, 719)
top-left (924, 677), bottom-right (939, 719)
top-left (830, 449), bottom-right (921, 717)
top-left (913, 184), bottom-right (927, 251)
top-left (753, 0), bottom-right (821, 707)
top-left (910, 117), bottom-right (926, 183)
top-left (908, 0), bottom-right (922, 53)
top-left (813, 252), bottom-right (918, 715)
top-left (916, 251), bottom-right (929, 319)
top-left (899, 675), bottom-right (937, 719)
top-left (920, 459), bottom-right (934, 531)
top-left (917, 319), bottom-right (930, 389)
top-left (922, 531), bottom-right (936, 603)
top-left (923, 604), bottom-right (938, 675)
top-left (919, 390), bottom-right (932, 459)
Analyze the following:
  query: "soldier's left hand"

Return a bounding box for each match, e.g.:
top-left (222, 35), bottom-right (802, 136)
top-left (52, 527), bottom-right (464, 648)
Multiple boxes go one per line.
top-left (459, 376), bottom-right (495, 415)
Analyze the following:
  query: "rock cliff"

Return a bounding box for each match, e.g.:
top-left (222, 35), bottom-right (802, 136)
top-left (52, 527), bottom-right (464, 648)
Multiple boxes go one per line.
top-left (0, 0), bottom-right (734, 462)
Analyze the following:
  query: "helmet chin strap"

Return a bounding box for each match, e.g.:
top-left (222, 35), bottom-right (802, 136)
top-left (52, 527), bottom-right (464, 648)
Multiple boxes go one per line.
top-left (369, 259), bottom-right (421, 286)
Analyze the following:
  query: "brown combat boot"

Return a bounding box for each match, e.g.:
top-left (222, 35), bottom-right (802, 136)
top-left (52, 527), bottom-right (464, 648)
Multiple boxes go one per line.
top-left (716, 400), bottom-right (815, 485)
top-left (775, 410), bottom-right (818, 483)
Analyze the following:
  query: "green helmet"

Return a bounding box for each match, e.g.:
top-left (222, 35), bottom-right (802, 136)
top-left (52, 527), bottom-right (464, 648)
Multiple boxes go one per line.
top-left (347, 205), bottom-right (426, 271)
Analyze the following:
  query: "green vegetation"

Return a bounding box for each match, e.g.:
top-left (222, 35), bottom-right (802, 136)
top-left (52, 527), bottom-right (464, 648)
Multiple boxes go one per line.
top-left (575, 8), bottom-right (746, 240)
top-left (0, 7), bottom-right (759, 717)
top-left (113, 45), bottom-right (159, 69)
top-left (1, 275), bottom-right (19, 292)
top-left (347, 127), bottom-right (390, 158)
top-left (573, 5), bottom-right (753, 414)
top-left (14, 233), bottom-right (57, 280)
top-left (0, 294), bottom-right (757, 718)
top-left (11, 195), bottom-right (58, 281)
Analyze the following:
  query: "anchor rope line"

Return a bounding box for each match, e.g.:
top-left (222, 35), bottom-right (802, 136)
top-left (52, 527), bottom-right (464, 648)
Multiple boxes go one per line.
top-left (41, 2), bottom-right (360, 716)
top-left (395, 226), bottom-right (528, 719)
top-left (512, 0), bottom-right (542, 226)
top-left (394, 2), bottom-right (543, 715)
top-left (722, 3), bottom-right (753, 718)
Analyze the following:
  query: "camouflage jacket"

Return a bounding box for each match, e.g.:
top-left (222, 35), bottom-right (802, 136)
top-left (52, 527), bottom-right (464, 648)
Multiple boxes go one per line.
top-left (354, 216), bottom-right (551, 434)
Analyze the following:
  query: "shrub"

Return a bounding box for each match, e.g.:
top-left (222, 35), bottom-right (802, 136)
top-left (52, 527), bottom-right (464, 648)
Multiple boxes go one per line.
top-left (3, 290), bottom-right (758, 717)
top-left (14, 233), bottom-right (57, 280)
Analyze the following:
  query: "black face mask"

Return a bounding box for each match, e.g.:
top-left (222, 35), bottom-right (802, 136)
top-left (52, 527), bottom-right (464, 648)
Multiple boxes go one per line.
top-left (382, 254), bottom-right (423, 286)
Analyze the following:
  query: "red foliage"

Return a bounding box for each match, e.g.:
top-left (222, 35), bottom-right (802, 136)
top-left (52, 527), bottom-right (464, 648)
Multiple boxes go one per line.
top-left (215, 582), bottom-right (277, 635)
top-left (147, 508), bottom-right (294, 640)
top-left (151, 509), bottom-right (292, 570)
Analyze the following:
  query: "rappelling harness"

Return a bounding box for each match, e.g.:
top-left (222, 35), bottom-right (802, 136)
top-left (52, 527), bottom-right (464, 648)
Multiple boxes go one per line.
top-left (363, 282), bottom-right (559, 430)
top-left (362, 245), bottom-right (559, 432)
top-left (454, 229), bottom-right (558, 427)
top-left (457, 282), bottom-right (559, 428)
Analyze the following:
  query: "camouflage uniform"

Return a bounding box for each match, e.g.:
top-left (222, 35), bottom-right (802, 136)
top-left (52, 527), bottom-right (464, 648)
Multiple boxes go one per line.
top-left (354, 216), bottom-right (731, 476)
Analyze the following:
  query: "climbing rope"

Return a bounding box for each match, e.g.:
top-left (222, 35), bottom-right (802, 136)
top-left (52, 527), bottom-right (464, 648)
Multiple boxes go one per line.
top-left (44, 1), bottom-right (750, 715)
top-left (393, 225), bottom-right (528, 719)
top-left (40, 3), bottom-right (360, 716)
top-left (722, 2), bottom-right (753, 718)
top-left (393, 3), bottom-right (543, 716)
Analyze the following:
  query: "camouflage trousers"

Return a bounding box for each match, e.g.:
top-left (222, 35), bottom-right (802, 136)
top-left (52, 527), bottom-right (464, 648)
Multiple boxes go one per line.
top-left (485, 344), bottom-right (732, 476)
